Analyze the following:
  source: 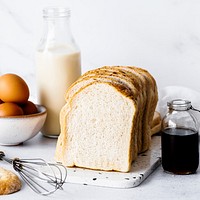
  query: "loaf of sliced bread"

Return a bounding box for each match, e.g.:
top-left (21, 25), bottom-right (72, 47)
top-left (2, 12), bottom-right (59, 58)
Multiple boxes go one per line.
top-left (56, 66), bottom-right (158, 172)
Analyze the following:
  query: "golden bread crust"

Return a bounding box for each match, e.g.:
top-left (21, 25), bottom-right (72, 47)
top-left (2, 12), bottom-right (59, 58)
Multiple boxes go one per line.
top-left (0, 167), bottom-right (21, 195)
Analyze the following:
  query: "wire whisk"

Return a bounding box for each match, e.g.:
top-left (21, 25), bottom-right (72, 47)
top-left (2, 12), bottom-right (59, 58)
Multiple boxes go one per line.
top-left (0, 151), bottom-right (67, 196)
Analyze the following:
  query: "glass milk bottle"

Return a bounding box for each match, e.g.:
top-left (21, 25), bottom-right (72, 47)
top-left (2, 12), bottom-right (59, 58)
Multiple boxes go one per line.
top-left (36, 7), bottom-right (81, 137)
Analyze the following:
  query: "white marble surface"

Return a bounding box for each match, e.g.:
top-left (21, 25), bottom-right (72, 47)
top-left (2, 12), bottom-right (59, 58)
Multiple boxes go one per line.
top-left (1, 0), bottom-right (200, 97)
top-left (0, 134), bottom-right (200, 200)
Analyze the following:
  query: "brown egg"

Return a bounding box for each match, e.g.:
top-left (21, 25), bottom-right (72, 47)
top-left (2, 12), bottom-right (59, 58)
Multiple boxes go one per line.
top-left (0, 73), bottom-right (29, 104)
top-left (21, 101), bottom-right (38, 115)
top-left (0, 103), bottom-right (24, 117)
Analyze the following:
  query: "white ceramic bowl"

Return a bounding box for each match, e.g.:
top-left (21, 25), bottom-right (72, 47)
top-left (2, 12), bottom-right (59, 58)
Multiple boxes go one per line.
top-left (0, 105), bottom-right (47, 145)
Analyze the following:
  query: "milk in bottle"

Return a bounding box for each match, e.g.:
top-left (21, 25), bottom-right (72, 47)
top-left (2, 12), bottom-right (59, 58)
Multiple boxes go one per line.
top-left (36, 7), bottom-right (81, 137)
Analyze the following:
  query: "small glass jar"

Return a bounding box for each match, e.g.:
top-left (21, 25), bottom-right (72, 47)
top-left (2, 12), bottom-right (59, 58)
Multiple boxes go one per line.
top-left (161, 99), bottom-right (199, 174)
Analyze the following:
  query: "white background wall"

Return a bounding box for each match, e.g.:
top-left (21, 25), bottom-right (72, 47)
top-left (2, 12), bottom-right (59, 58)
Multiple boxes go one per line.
top-left (1, 0), bottom-right (200, 99)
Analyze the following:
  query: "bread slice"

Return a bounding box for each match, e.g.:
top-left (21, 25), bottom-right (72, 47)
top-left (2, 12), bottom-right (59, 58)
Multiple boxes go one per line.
top-left (58, 74), bottom-right (140, 163)
top-left (64, 67), bottom-right (143, 153)
top-left (57, 81), bottom-right (138, 172)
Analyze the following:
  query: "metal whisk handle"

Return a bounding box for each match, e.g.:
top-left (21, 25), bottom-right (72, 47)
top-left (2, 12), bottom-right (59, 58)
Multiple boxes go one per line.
top-left (0, 151), bottom-right (13, 164)
top-left (0, 151), bottom-right (5, 158)
top-left (0, 151), bottom-right (6, 161)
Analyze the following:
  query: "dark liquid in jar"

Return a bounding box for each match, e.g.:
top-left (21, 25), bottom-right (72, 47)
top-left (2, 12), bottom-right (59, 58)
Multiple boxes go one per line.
top-left (161, 128), bottom-right (199, 174)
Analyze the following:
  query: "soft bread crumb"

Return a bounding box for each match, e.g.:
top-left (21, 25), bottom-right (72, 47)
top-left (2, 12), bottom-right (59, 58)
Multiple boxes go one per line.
top-left (62, 83), bottom-right (136, 172)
